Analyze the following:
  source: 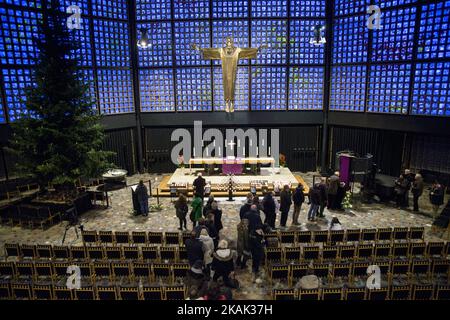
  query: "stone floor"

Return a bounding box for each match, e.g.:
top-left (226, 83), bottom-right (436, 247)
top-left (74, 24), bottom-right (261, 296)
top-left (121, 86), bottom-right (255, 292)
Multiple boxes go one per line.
top-left (0, 172), bottom-right (448, 300)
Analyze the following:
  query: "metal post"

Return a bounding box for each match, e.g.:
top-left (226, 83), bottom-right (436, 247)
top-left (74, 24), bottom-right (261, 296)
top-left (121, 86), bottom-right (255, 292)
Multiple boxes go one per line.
top-left (320, 0), bottom-right (334, 175)
top-left (128, 0), bottom-right (144, 173)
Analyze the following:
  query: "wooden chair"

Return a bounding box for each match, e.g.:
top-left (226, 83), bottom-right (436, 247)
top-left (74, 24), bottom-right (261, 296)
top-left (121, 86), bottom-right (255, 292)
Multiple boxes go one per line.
top-left (298, 288), bottom-right (320, 300)
top-left (273, 289), bottom-right (296, 300)
top-left (322, 288), bottom-right (343, 300)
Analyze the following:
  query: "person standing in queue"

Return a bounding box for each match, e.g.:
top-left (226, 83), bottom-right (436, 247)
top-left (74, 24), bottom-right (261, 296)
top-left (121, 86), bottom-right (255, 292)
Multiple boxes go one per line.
top-left (136, 180), bottom-right (149, 216)
top-left (193, 172), bottom-right (206, 202)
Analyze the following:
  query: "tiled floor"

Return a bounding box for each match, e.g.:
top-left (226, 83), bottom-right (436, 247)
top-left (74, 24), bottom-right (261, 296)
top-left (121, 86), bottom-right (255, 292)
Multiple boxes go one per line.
top-left (0, 172), bottom-right (448, 299)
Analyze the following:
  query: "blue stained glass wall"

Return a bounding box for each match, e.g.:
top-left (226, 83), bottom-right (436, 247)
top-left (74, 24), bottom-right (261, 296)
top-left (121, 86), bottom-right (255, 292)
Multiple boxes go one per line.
top-left (70, 18), bottom-right (93, 67)
top-left (138, 22), bottom-right (172, 67)
top-left (2, 68), bottom-right (33, 121)
top-left (371, 7), bottom-right (416, 62)
top-left (214, 66), bottom-right (249, 111)
top-left (173, 0), bottom-right (209, 19)
top-left (333, 15), bottom-right (368, 64)
top-left (93, 19), bottom-right (130, 67)
top-left (418, 1), bottom-right (450, 60)
top-left (212, 0), bottom-right (249, 18)
top-left (92, 0), bottom-right (128, 20)
top-left (289, 67), bottom-right (324, 110)
top-left (0, 93), bottom-right (5, 123)
top-left (174, 20), bottom-right (210, 66)
top-left (251, 0), bottom-right (288, 18)
top-left (136, 0), bottom-right (171, 20)
top-left (334, 0), bottom-right (370, 16)
top-left (176, 68), bottom-right (212, 112)
top-left (379, 0), bottom-right (417, 9)
top-left (97, 69), bottom-right (134, 114)
top-left (251, 67), bottom-right (287, 110)
top-left (412, 62), bottom-right (450, 116)
top-left (3, 0), bottom-right (42, 9)
top-left (251, 20), bottom-right (288, 65)
top-left (367, 64), bottom-right (412, 114)
top-left (139, 69), bottom-right (175, 112)
top-left (0, 8), bottom-right (42, 65)
top-left (136, 0), bottom-right (326, 112)
top-left (290, 0), bottom-right (325, 17)
top-left (290, 20), bottom-right (325, 64)
top-left (330, 65), bottom-right (366, 112)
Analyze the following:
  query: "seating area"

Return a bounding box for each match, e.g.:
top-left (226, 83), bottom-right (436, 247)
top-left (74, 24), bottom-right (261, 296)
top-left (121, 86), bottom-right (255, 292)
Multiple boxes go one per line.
top-left (1, 226), bottom-right (449, 300)
top-left (272, 285), bottom-right (450, 300)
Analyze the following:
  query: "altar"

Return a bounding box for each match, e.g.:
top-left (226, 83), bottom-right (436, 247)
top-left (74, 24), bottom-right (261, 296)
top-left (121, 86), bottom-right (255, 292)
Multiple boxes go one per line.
top-left (188, 157), bottom-right (275, 175)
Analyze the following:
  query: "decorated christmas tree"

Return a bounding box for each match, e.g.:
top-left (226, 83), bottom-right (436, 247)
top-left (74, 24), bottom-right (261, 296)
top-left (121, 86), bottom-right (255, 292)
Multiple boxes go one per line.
top-left (8, 0), bottom-right (113, 192)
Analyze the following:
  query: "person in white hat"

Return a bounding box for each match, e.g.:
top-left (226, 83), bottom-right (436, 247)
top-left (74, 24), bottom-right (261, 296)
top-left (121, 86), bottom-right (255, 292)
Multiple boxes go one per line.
top-left (211, 240), bottom-right (236, 288)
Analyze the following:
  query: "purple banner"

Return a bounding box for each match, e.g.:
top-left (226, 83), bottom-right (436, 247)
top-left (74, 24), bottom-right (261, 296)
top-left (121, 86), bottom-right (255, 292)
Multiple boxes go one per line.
top-left (339, 155), bottom-right (351, 185)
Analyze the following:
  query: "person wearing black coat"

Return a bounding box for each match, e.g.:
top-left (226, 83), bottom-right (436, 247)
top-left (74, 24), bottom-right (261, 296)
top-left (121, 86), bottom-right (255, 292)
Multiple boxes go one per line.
top-left (209, 201), bottom-right (223, 233)
top-left (203, 195), bottom-right (215, 218)
top-left (262, 192), bottom-right (276, 229)
top-left (430, 181), bottom-right (445, 216)
top-left (211, 240), bottom-right (236, 288)
top-left (243, 206), bottom-right (265, 276)
top-left (193, 172), bottom-right (206, 201)
top-left (394, 175), bottom-right (409, 208)
top-left (317, 178), bottom-right (328, 217)
top-left (205, 213), bottom-right (219, 248)
top-left (307, 184), bottom-right (320, 221)
top-left (292, 185), bottom-right (305, 225)
top-left (239, 198), bottom-right (253, 220)
top-left (279, 185), bottom-right (292, 228)
top-left (185, 232), bottom-right (204, 266)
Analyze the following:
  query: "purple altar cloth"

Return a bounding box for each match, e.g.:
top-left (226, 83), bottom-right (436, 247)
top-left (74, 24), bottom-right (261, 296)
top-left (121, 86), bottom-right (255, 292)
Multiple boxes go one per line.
top-left (222, 163), bottom-right (243, 175)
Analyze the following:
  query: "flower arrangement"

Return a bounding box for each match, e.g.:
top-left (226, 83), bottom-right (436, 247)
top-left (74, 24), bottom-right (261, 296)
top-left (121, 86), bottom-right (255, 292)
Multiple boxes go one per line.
top-left (342, 191), bottom-right (353, 210)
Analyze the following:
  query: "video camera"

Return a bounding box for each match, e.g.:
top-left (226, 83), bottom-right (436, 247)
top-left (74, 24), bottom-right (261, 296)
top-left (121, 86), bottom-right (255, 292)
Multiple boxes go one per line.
top-left (62, 206), bottom-right (82, 228)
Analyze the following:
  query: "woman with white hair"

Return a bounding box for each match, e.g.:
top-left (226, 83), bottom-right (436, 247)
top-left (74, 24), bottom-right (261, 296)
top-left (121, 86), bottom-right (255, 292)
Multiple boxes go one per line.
top-left (211, 240), bottom-right (236, 288)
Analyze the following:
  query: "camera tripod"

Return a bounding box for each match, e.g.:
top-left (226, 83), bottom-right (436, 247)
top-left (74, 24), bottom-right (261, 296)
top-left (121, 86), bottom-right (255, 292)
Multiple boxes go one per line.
top-left (62, 221), bottom-right (84, 244)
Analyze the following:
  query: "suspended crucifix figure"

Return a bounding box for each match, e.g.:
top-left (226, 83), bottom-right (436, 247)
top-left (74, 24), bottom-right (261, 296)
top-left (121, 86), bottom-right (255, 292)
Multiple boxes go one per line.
top-left (192, 37), bottom-right (267, 113)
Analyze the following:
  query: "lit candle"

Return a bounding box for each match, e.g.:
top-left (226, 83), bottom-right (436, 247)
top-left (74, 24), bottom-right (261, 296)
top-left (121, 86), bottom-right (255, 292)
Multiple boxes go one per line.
top-left (269, 147), bottom-right (271, 155)
top-left (256, 146), bottom-right (259, 156)
top-left (193, 147), bottom-right (196, 157)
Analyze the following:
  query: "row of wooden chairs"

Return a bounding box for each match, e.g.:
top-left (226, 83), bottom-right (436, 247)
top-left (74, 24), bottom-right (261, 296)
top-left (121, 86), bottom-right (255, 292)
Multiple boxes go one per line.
top-left (0, 260), bottom-right (190, 284)
top-left (78, 227), bottom-right (425, 247)
top-left (265, 241), bottom-right (450, 264)
top-left (272, 284), bottom-right (450, 300)
top-left (0, 282), bottom-right (186, 300)
top-left (267, 258), bottom-right (450, 286)
top-left (4, 243), bottom-right (188, 263)
top-left (265, 227), bottom-right (425, 245)
top-left (81, 230), bottom-right (191, 246)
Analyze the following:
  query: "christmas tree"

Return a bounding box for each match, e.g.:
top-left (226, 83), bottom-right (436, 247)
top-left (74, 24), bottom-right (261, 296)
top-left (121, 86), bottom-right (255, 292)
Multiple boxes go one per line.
top-left (8, 0), bottom-right (113, 191)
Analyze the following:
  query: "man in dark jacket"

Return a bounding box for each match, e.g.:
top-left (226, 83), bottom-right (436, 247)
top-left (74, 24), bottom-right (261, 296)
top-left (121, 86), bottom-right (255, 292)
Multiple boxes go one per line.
top-left (262, 192), bottom-right (276, 229)
top-left (209, 201), bottom-right (223, 233)
top-left (292, 185), bottom-right (305, 225)
top-left (136, 180), bottom-right (149, 216)
top-left (327, 172), bottom-right (340, 210)
top-left (193, 172), bottom-right (206, 201)
top-left (411, 174), bottom-right (424, 212)
top-left (430, 180), bottom-right (445, 216)
top-left (317, 177), bottom-right (328, 217)
top-left (239, 197), bottom-right (253, 220)
top-left (307, 184), bottom-right (321, 221)
top-left (279, 185), bottom-right (292, 228)
top-left (185, 231), bottom-right (204, 266)
top-left (244, 205), bottom-right (264, 277)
